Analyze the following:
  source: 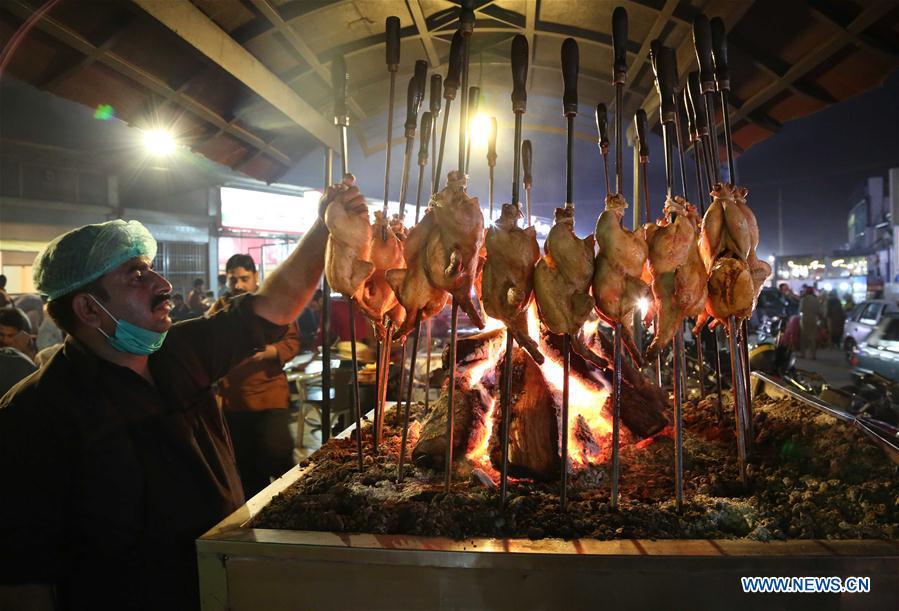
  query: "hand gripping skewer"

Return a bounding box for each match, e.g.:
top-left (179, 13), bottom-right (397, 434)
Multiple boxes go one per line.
top-left (522, 139), bottom-right (533, 227)
top-left (711, 16), bottom-right (754, 442)
top-left (655, 46), bottom-right (686, 513)
top-left (331, 55), bottom-right (364, 470)
top-left (610, 6), bottom-right (627, 511)
top-left (560, 35), bottom-right (579, 511)
top-left (499, 33), bottom-right (529, 506)
top-left (433, 30), bottom-right (464, 194)
top-left (594, 103), bottom-right (610, 197)
top-left (398, 61), bottom-right (427, 219)
top-left (487, 116), bottom-right (497, 221)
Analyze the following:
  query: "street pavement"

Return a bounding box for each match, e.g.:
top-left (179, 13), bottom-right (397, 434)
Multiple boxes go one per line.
top-left (792, 346), bottom-right (854, 387)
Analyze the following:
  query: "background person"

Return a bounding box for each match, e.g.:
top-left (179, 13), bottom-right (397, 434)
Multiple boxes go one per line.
top-left (209, 253), bottom-right (301, 498)
top-left (799, 286), bottom-right (821, 359)
top-left (186, 277), bottom-right (206, 315)
top-left (0, 308), bottom-right (37, 396)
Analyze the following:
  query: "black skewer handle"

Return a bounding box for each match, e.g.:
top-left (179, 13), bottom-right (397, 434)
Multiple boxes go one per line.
top-left (468, 86), bottom-right (480, 120)
top-left (418, 111), bottom-right (433, 165)
top-left (612, 7), bottom-right (628, 84)
top-left (710, 17), bottom-right (730, 91)
top-left (595, 103), bottom-right (609, 149)
top-left (687, 70), bottom-right (708, 134)
top-left (683, 85), bottom-right (698, 139)
top-left (444, 30), bottom-right (464, 100)
top-left (413, 60), bottom-right (428, 103)
top-left (665, 46), bottom-right (680, 92)
top-left (460, 0), bottom-right (475, 35)
top-left (522, 138), bottom-right (532, 187)
top-left (386, 16), bottom-right (401, 71)
top-left (692, 14), bottom-right (715, 92)
top-left (634, 109), bottom-right (649, 160)
top-left (332, 55), bottom-right (349, 126)
top-left (404, 75), bottom-right (423, 135)
top-left (511, 34), bottom-right (529, 113)
top-left (487, 116), bottom-right (497, 168)
top-left (429, 73), bottom-right (442, 114)
top-left (561, 37), bottom-right (579, 117)
top-left (656, 44), bottom-right (675, 123)
top-left (649, 38), bottom-right (662, 84)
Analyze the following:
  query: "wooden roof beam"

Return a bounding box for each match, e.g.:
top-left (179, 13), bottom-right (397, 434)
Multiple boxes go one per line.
top-left (4, 0), bottom-right (293, 166)
top-left (406, 0), bottom-right (440, 67)
top-left (805, 0), bottom-right (899, 58)
top-left (727, 2), bottom-right (894, 128)
top-left (248, 0), bottom-right (367, 121)
top-left (134, 0), bottom-right (339, 150)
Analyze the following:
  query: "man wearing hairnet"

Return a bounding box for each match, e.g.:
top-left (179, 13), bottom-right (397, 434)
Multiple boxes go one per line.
top-left (0, 179), bottom-right (366, 610)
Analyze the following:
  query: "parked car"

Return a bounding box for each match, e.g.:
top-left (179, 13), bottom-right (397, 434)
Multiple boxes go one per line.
top-left (842, 299), bottom-right (899, 357)
top-left (850, 313), bottom-right (899, 382)
top-left (749, 287), bottom-right (798, 332)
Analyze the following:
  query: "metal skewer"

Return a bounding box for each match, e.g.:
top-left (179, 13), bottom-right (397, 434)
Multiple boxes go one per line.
top-left (398, 62), bottom-right (427, 219)
top-left (331, 55), bottom-right (364, 470)
top-left (434, 30), bottom-right (464, 193)
top-left (560, 35), bottom-right (579, 511)
top-left (429, 73), bottom-right (442, 192)
top-left (610, 6), bottom-right (628, 511)
top-left (415, 112), bottom-right (433, 223)
top-left (655, 45), bottom-right (686, 512)
top-left (522, 139), bottom-right (533, 226)
top-left (487, 116), bottom-right (497, 221)
top-left (397, 312), bottom-right (423, 482)
top-left (499, 33), bottom-right (529, 506)
top-left (321, 149), bottom-right (333, 443)
top-left (465, 86), bottom-right (480, 175)
top-left (443, 302), bottom-right (459, 492)
top-left (711, 16), bottom-right (754, 440)
top-left (381, 16), bottom-right (400, 222)
top-left (595, 103), bottom-right (610, 197)
top-left (458, 1), bottom-right (475, 174)
top-left (375, 320), bottom-right (392, 446)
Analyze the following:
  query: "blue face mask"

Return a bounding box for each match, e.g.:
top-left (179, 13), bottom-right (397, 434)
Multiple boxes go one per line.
top-left (89, 295), bottom-right (167, 355)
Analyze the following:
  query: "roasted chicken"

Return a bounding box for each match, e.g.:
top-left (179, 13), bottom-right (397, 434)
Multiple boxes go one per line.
top-left (385, 210), bottom-right (448, 338)
top-left (698, 183), bottom-right (771, 327)
top-left (324, 182), bottom-right (373, 300)
top-left (357, 211), bottom-right (406, 339)
top-left (483, 203), bottom-right (543, 364)
top-left (423, 171), bottom-right (486, 328)
top-left (643, 196), bottom-right (708, 360)
top-left (534, 204), bottom-right (595, 336)
top-left (593, 193), bottom-right (649, 361)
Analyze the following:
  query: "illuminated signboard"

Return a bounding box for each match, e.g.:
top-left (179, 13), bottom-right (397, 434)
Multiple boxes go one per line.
top-left (220, 187), bottom-right (321, 234)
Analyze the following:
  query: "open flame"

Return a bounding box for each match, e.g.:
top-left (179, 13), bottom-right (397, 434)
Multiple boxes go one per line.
top-left (463, 306), bottom-right (612, 474)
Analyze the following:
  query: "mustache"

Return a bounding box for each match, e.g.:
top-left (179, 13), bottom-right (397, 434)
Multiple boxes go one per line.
top-left (151, 293), bottom-right (173, 309)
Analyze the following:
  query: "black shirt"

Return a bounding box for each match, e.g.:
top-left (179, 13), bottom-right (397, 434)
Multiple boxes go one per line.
top-left (0, 293), bottom-right (286, 610)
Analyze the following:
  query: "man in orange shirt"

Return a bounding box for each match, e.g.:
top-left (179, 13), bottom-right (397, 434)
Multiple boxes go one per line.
top-left (210, 254), bottom-right (300, 497)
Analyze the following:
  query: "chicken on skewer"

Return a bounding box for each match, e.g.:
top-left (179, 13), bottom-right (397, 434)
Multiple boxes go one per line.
top-left (697, 182), bottom-right (770, 327)
top-left (386, 210), bottom-right (448, 339)
top-left (356, 211), bottom-right (406, 339)
top-left (593, 193), bottom-right (650, 363)
top-left (324, 177), bottom-right (374, 300)
top-left (424, 171), bottom-right (486, 329)
top-left (643, 196), bottom-right (708, 361)
top-left (482, 203), bottom-right (543, 364)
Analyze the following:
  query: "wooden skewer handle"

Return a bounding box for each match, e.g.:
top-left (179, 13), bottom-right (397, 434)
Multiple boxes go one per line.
top-left (692, 14), bottom-right (715, 92)
top-left (418, 111), bottom-right (433, 165)
top-left (521, 138), bottom-right (532, 187)
top-left (444, 30), bottom-right (465, 100)
top-left (634, 109), bottom-right (649, 160)
top-left (710, 17), bottom-right (730, 91)
top-left (429, 73), bottom-right (442, 114)
top-left (687, 71), bottom-right (708, 134)
top-left (611, 7), bottom-right (628, 84)
top-left (595, 103), bottom-right (609, 149)
top-left (331, 55), bottom-right (349, 126)
top-left (487, 116), bottom-right (498, 167)
top-left (404, 76), bottom-right (423, 135)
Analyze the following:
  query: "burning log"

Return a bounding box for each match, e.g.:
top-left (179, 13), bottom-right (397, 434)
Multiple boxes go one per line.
top-left (413, 323), bottom-right (669, 480)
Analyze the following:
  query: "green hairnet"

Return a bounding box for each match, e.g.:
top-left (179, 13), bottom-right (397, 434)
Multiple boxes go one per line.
top-left (33, 220), bottom-right (158, 300)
